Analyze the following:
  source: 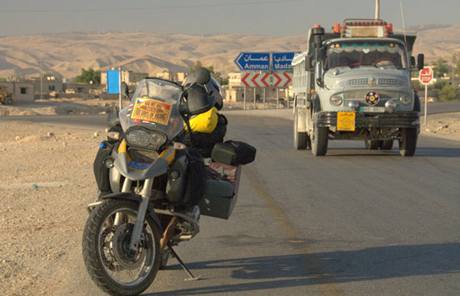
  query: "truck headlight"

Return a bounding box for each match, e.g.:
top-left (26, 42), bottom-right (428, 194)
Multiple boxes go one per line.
top-left (330, 94), bottom-right (343, 106)
top-left (399, 95), bottom-right (412, 105)
top-left (385, 100), bottom-right (398, 112)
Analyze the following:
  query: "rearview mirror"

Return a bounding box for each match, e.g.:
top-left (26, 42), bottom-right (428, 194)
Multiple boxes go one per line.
top-left (417, 54), bottom-right (425, 71)
top-left (305, 55), bottom-right (313, 71)
top-left (410, 56), bottom-right (416, 68)
top-left (315, 62), bottom-right (324, 88)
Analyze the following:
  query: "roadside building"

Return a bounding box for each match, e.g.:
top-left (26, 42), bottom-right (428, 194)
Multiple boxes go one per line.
top-left (152, 70), bottom-right (188, 83)
top-left (63, 82), bottom-right (100, 98)
top-left (0, 81), bottom-right (35, 103)
top-left (175, 72), bottom-right (187, 83)
top-left (100, 70), bottom-right (148, 86)
top-left (154, 70), bottom-right (174, 81)
top-left (29, 74), bottom-right (64, 99)
top-left (226, 72), bottom-right (243, 102)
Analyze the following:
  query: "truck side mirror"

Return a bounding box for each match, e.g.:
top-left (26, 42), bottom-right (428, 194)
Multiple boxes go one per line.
top-left (315, 62), bottom-right (324, 87)
top-left (305, 55), bottom-right (313, 71)
top-left (417, 54), bottom-right (425, 71)
top-left (410, 56), bottom-right (416, 68)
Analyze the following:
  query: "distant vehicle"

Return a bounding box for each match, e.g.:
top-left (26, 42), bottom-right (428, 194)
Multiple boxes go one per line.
top-left (292, 19), bottom-right (424, 156)
top-left (0, 86), bottom-right (13, 105)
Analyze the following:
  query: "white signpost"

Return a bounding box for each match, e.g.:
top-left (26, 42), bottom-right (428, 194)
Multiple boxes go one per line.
top-left (419, 66), bottom-right (433, 127)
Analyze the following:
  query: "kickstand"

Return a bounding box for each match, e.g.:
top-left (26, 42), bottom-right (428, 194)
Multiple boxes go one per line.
top-left (168, 244), bottom-right (201, 281)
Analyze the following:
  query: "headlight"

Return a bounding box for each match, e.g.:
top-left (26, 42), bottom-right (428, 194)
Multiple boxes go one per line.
top-left (330, 94), bottom-right (343, 106)
top-left (385, 100), bottom-right (398, 112)
top-left (126, 127), bottom-right (167, 150)
top-left (399, 95), bottom-right (412, 105)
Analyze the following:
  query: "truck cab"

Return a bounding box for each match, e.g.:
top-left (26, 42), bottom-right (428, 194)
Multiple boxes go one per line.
top-left (292, 19), bottom-right (424, 156)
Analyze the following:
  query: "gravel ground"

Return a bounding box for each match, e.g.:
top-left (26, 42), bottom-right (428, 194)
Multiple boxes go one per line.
top-left (0, 98), bottom-right (117, 116)
top-left (424, 112), bottom-right (460, 142)
top-left (0, 121), bottom-right (104, 295)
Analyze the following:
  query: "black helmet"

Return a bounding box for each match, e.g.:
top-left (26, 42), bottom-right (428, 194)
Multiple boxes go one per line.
top-left (180, 84), bottom-right (213, 116)
top-left (183, 68), bottom-right (211, 87)
top-left (183, 67), bottom-right (223, 110)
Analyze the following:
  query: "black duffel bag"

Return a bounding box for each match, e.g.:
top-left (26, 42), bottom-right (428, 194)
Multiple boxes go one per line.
top-left (211, 140), bottom-right (256, 166)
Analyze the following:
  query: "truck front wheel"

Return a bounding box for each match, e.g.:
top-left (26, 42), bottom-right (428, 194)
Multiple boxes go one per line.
top-left (399, 128), bottom-right (417, 157)
top-left (311, 126), bottom-right (328, 156)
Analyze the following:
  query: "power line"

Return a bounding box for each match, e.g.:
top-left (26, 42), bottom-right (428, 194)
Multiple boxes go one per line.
top-left (0, 0), bottom-right (304, 14)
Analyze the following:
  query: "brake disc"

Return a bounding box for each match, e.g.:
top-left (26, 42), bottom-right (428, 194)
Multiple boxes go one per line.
top-left (111, 224), bottom-right (149, 270)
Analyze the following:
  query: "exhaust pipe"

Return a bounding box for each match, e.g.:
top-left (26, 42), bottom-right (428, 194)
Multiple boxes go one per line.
top-left (375, 0), bottom-right (381, 19)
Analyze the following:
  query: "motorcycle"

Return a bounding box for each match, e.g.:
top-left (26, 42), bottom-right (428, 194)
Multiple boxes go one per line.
top-left (82, 78), bottom-right (255, 295)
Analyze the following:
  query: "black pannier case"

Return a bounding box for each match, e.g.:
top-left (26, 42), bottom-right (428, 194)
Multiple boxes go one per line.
top-left (211, 141), bottom-right (256, 166)
top-left (199, 162), bottom-right (241, 219)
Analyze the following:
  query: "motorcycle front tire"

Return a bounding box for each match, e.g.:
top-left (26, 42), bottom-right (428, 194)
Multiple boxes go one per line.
top-left (82, 199), bottom-right (161, 296)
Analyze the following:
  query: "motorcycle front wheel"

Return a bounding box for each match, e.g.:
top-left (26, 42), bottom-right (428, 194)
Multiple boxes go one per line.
top-left (82, 199), bottom-right (161, 296)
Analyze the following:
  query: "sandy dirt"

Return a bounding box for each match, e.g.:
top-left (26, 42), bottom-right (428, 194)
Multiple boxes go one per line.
top-left (423, 112), bottom-right (460, 142)
top-left (0, 98), bottom-right (117, 117)
top-left (0, 121), bottom-right (104, 296)
top-left (0, 27), bottom-right (459, 79)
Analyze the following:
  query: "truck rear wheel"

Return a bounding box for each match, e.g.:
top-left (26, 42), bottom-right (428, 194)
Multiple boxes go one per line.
top-left (294, 128), bottom-right (308, 150)
top-left (399, 128), bottom-right (417, 157)
top-left (293, 109), bottom-right (309, 150)
top-left (294, 132), bottom-right (311, 150)
top-left (380, 140), bottom-right (394, 150)
top-left (311, 126), bottom-right (328, 156)
top-left (365, 140), bottom-right (381, 150)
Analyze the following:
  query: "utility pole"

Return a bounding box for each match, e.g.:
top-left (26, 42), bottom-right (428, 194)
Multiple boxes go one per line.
top-left (40, 68), bottom-right (43, 100)
top-left (118, 66), bottom-right (122, 110)
top-left (375, 0), bottom-right (381, 19)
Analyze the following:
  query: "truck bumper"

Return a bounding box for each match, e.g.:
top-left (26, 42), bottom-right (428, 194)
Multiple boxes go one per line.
top-left (315, 111), bottom-right (420, 129)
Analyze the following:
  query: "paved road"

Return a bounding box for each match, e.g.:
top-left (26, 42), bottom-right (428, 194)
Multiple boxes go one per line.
top-left (421, 101), bottom-right (460, 114)
top-left (2, 101), bottom-right (460, 127)
top-left (3, 113), bottom-right (460, 295)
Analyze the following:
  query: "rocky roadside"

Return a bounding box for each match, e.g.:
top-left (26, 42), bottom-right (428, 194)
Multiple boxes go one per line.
top-left (0, 98), bottom-right (117, 117)
top-left (423, 112), bottom-right (460, 142)
top-left (0, 121), bottom-right (104, 295)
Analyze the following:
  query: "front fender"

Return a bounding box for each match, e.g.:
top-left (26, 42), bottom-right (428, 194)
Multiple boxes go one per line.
top-left (98, 192), bottom-right (163, 231)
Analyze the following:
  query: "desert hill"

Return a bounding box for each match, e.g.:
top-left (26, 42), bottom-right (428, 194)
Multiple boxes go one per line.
top-left (0, 24), bottom-right (459, 79)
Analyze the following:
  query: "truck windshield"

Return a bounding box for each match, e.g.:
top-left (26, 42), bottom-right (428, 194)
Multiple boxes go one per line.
top-left (325, 41), bottom-right (407, 71)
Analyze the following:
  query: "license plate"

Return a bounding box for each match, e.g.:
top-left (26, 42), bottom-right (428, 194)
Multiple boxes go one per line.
top-left (131, 97), bottom-right (172, 125)
top-left (337, 111), bottom-right (356, 132)
top-left (359, 106), bottom-right (385, 113)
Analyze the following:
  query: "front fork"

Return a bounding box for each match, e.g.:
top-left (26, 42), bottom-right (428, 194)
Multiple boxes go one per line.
top-left (114, 177), bottom-right (154, 252)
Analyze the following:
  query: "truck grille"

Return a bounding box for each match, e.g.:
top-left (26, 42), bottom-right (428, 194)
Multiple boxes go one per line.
top-left (348, 78), bottom-right (368, 86)
top-left (348, 78), bottom-right (404, 87)
top-left (378, 78), bottom-right (404, 86)
top-left (344, 90), bottom-right (400, 105)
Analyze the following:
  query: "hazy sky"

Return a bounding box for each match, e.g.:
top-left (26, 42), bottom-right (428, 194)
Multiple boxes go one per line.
top-left (1, 0), bottom-right (459, 36)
